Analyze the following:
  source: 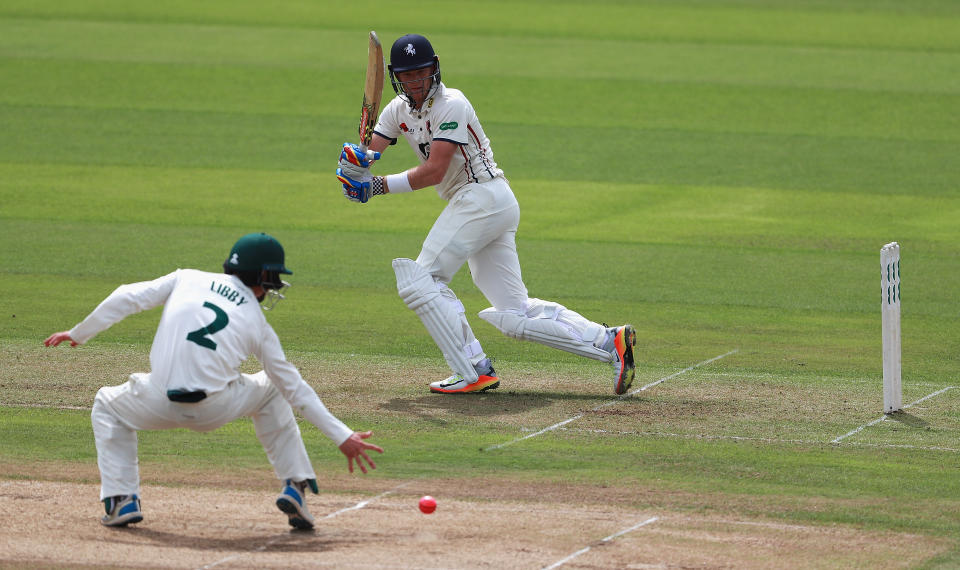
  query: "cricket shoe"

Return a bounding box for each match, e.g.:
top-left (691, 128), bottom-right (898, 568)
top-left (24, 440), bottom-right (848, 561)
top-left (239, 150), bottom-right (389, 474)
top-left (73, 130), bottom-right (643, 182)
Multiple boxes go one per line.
top-left (276, 479), bottom-right (315, 530)
top-left (430, 361), bottom-right (499, 394)
top-left (606, 325), bottom-right (637, 395)
top-left (101, 494), bottom-right (143, 527)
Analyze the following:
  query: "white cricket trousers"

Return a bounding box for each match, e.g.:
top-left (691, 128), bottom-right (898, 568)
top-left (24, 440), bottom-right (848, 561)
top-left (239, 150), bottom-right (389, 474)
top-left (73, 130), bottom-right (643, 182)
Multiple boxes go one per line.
top-left (414, 176), bottom-right (609, 368)
top-left (417, 176), bottom-right (527, 311)
top-left (91, 371), bottom-right (314, 500)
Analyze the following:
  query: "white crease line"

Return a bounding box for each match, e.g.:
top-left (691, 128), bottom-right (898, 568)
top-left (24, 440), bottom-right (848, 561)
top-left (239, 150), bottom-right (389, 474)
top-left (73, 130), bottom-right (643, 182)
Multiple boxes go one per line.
top-left (542, 516), bottom-right (659, 570)
top-left (831, 386), bottom-right (956, 444)
top-left (845, 441), bottom-right (960, 453)
top-left (485, 350), bottom-right (738, 451)
top-left (321, 482), bottom-right (411, 520)
top-left (198, 482), bottom-right (411, 570)
top-left (902, 386), bottom-right (956, 409)
top-left (484, 415), bottom-right (585, 451)
top-left (555, 428), bottom-right (960, 453)
top-left (612, 349), bottom-right (740, 405)
top-left (704, 374), bottom-right (947, 388)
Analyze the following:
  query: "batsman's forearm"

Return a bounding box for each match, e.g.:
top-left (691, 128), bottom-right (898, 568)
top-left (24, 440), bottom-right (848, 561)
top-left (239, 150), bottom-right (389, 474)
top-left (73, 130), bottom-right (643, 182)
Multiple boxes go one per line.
top-left (381, 171), bottom-right (414, 194)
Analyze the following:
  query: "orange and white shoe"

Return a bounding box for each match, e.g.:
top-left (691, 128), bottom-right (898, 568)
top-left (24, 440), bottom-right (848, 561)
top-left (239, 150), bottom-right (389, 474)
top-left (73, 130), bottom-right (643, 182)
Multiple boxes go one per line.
top-left (609, 325), bottom-right (636, 395)
top-left (430, 365), bottom-right (499, 394)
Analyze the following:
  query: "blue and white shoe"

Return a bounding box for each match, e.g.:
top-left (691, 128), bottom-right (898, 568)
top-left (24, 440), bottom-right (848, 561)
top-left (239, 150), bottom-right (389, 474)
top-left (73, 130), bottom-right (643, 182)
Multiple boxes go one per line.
top-left (101, 494), bottom-right (143, 527)
top-left (276, 480), bottom-right (315, 530)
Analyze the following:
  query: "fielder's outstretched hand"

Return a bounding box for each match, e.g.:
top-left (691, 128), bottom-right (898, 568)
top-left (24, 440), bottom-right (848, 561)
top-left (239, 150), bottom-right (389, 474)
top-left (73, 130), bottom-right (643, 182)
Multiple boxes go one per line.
top-left (44, 331), bottom-right (78, 347)
top-left (338, 430), bottom-right (383, 474)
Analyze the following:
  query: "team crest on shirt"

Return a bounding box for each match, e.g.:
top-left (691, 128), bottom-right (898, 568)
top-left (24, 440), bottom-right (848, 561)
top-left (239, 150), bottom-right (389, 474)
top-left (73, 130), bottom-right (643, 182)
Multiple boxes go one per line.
top-left (405, 44), bottom-right (416, 56)
top-left (400, 122), bottom-right (409, 132)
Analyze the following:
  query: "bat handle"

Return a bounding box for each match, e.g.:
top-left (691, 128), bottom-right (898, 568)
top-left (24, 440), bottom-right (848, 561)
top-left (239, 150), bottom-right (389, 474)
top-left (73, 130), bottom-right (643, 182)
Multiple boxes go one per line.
top-left (358, 144), bottom-right (378, 163)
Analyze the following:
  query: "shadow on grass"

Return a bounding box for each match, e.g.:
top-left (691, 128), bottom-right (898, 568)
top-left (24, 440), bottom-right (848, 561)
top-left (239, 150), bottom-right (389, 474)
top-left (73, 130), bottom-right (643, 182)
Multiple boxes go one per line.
top-left (885, 411), bottom-right (930, 429)
top-left (380, 390), bottom-right (615, 422)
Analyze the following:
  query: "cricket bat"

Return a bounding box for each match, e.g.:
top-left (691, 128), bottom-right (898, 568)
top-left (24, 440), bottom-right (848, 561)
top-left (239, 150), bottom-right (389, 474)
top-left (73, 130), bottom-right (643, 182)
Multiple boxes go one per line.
top-left (359, 31), bottom-right (384, 151)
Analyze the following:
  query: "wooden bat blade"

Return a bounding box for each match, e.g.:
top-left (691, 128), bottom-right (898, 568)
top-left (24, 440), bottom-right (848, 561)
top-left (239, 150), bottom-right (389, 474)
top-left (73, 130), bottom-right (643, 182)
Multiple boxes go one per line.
top-left (359, 31), bottom-right (384, 147)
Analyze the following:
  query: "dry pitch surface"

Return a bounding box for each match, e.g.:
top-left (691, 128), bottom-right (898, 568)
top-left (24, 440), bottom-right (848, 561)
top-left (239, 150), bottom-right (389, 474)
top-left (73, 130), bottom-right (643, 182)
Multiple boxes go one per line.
top-left (0, 477), bottom-right (949, 569)
top-left (2, 348), bottom-right (956, 567)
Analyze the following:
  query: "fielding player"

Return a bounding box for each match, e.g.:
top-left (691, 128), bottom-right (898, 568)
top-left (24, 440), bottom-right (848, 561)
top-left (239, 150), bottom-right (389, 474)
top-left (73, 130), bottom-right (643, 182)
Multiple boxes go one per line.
top-left (336, 34), bottom-right (636, 394)
top-left (43, 233), bottom-right (383, 529)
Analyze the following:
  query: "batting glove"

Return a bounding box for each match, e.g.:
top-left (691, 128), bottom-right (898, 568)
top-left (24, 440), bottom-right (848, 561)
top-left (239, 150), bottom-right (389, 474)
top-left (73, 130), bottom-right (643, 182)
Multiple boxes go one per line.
top-left (337, 168), bottom-right (372, 203)
top-left (338, 143), bottom-right (381, 181)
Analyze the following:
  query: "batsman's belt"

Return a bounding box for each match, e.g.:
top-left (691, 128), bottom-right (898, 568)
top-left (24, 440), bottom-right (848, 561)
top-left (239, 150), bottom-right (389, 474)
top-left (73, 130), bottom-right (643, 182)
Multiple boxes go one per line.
top-left (166, 389), bottom-right (207, 403)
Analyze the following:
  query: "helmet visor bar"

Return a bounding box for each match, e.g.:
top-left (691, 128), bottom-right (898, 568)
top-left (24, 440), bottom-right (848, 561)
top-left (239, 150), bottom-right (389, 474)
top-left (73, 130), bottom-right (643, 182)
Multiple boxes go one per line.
top-left (390, 65), bottom-right (440, 107)
top-left (261, 280), bottom-right (290, 311)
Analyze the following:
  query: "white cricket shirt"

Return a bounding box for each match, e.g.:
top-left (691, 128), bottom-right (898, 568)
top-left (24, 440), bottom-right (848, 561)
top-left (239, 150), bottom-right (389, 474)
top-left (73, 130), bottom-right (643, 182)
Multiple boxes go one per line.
top-left (69, 269), bottom-right (353, 444)
top-left (374, 82), bottom-right (503, 200)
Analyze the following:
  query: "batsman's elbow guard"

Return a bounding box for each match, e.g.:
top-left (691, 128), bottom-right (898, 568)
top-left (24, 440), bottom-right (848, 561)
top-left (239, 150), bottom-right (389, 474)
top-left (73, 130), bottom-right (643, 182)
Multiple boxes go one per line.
top-left (341, 143), bottom-right (380, 168)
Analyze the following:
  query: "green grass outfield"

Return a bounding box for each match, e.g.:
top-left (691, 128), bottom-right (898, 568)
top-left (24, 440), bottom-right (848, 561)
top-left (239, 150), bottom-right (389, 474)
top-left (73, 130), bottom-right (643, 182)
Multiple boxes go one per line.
top-left (1, 0), bottom-right (959, 566)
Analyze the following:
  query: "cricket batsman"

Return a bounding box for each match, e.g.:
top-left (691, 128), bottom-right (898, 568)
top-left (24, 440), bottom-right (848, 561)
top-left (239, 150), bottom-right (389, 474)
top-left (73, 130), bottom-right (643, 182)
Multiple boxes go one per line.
top-left (336, 34), bottom-right (637, 394)
top-left (44, 233), bottom-right (383, 529)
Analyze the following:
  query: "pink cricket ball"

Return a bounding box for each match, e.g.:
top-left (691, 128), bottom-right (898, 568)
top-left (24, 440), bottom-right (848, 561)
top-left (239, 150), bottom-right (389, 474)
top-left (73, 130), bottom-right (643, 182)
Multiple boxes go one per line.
top-left (419, 495), bottom-right (437, 514)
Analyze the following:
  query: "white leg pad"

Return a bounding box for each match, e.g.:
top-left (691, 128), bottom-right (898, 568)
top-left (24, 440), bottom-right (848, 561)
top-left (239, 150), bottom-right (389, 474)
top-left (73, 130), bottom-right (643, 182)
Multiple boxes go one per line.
top-left (479, 298), bottom-right (613, 362)
top-left (393, 258), bottom-right (479, 382)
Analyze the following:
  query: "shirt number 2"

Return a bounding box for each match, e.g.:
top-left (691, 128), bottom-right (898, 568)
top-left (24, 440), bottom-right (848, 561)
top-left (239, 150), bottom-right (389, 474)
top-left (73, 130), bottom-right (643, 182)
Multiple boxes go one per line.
top-left (186, 301), bottom-right (229, 350)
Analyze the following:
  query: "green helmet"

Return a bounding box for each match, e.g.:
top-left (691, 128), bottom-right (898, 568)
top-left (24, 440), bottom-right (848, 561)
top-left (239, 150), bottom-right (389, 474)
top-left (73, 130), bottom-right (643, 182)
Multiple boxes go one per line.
top-left (223, 233), bottom-right (292, 292)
